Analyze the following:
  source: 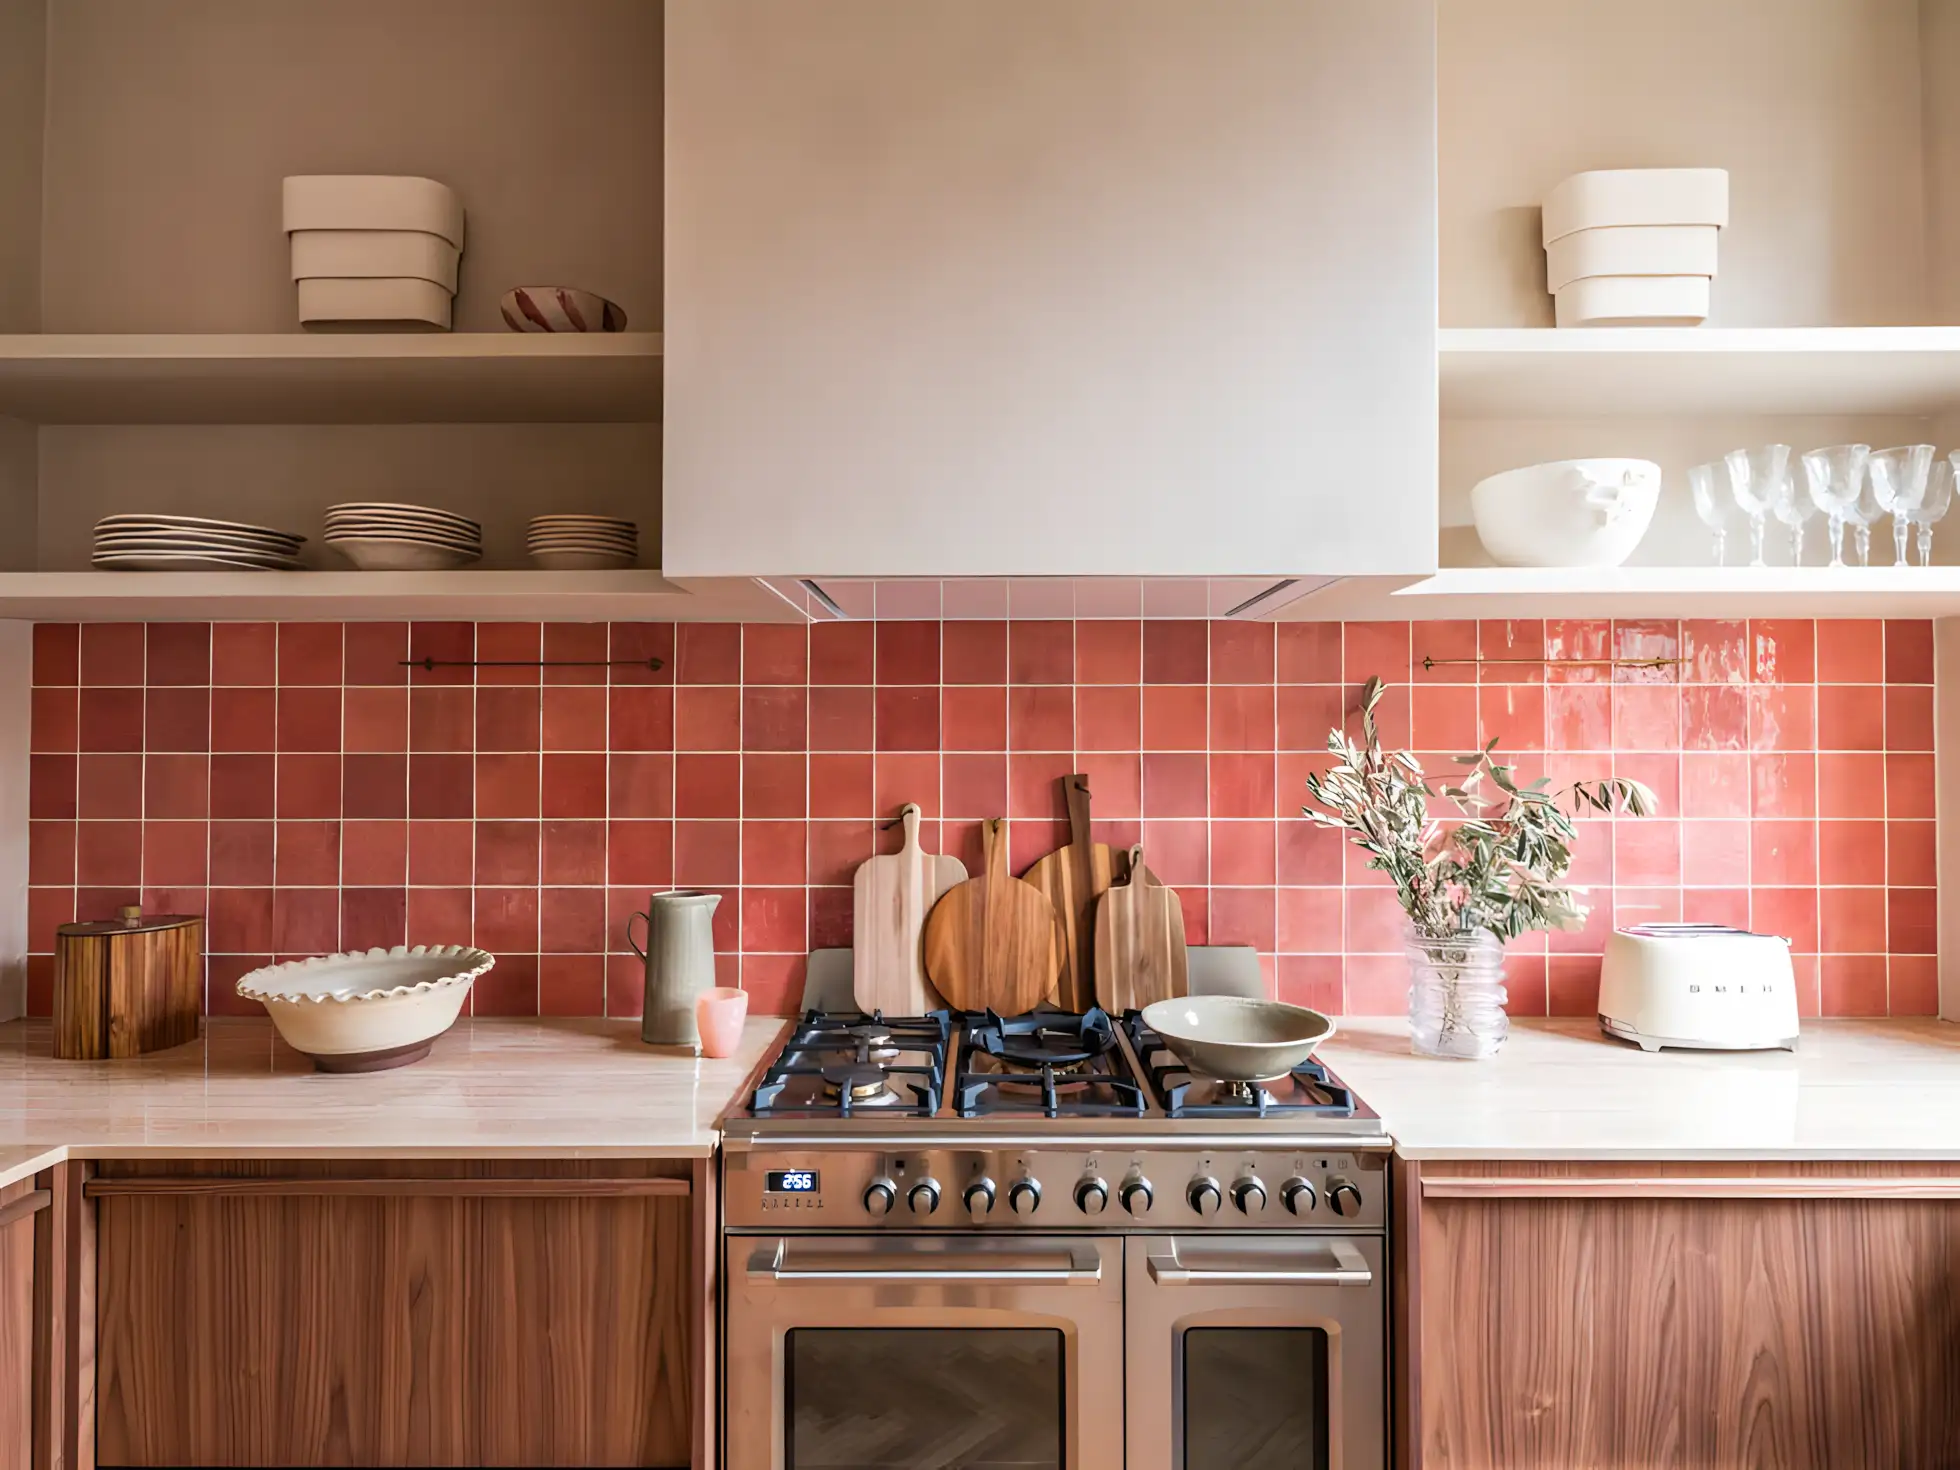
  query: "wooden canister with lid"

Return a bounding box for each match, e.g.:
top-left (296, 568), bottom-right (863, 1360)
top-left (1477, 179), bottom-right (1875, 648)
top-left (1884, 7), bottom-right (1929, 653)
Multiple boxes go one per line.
top-left (53, 906), bottom-right (202, 1060)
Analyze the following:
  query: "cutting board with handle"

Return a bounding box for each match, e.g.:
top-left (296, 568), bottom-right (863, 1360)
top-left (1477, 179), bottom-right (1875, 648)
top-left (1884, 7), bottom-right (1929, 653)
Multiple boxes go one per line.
top-left (923, 818), bottom-right (1061, 1016)
top-left (851, 804), bottom-right (966, 1015)
top-left (1023, 774), bottom-right (1135, 1011)
top-left (1093, 844), bottom-right (1188, 1014)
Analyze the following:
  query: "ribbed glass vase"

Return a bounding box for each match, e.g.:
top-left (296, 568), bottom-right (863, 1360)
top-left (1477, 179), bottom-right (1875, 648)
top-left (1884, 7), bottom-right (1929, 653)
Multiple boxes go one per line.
top-left (1405, 926), bottom-right (1509, 1059)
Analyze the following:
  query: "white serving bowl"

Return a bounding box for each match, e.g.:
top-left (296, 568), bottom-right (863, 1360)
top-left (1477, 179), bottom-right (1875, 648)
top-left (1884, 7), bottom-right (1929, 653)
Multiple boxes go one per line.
top-left (1470, 458), bottom-right (1661, 568)
top-left (236, 944), bottom-right (494, 1071)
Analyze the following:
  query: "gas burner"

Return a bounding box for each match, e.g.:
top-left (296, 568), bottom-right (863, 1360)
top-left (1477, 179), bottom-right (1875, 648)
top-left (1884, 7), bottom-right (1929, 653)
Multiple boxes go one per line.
top-left (958, 1009), bottom-right (1144, 1119)
top-left (978, 1007), bottom-right (1117, 1068)
top-left (820, 1062), bottom-right (899, 1106)
top-left (748, 1009), bottom-right (954, 1118)
top-left (1121, 1010), bottom-right (1358, 1119)
top-left (804, 1023), bottom-right (901, 1065)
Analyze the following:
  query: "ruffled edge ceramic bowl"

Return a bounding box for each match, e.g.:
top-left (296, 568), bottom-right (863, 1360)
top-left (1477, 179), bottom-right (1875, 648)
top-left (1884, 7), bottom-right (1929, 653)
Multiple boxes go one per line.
top-left (236, 944), bottom-right (495, 1072)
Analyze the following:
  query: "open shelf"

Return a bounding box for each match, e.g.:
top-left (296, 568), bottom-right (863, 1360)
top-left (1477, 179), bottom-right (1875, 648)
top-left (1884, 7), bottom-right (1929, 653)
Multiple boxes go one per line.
top-left (1441, 328), bottom-right (1960, 421)
top-left (0, 570), bottom-right (799, 623)
top-left (1279, 565), bottom-right (1960, 621)
top-left (0, 334), bottom-right (662, 424)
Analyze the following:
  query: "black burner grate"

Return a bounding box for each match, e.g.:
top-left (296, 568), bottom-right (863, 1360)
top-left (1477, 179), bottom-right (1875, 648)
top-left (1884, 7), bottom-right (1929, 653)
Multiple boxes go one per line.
top-left (749, 1008), bottom-right (953, 1118)
top-left (956, 1008), bottom-right (1146, 1119)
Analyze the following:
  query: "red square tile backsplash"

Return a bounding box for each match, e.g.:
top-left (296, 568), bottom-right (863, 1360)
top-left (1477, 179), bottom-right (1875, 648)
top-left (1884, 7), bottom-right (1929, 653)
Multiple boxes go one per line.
top-left (23, 617), bottom-right (1939, 1021)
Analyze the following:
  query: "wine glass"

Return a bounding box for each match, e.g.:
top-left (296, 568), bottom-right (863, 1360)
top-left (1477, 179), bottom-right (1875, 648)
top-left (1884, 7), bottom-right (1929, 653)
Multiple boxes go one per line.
top-left (1801, 444), bottom-right (1870, 568)
top-left (1867, 444), bottom-right (1935, 567)
top-left (1723, 445), bottom-right (1789, 568)
top-left (1907, 454), bottom-right (1956, 566)
top-left (1769, 466), bottom-right (1817, 564)
top-left (1686, 461), bottom-right (1739, 565)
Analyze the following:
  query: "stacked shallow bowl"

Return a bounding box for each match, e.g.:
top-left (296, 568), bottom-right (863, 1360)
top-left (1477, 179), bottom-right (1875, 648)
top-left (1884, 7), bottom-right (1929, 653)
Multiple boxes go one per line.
top-left (93, 514), bottom-right (303, 571)
top-left (527, 514), bottom-right (638, 569)
top-left (325, 503), bottom-right (482, 571)
top-left (283, 176), bottom-right (465, 331)
top-left (1543, 169), bottom-right (1727, 327)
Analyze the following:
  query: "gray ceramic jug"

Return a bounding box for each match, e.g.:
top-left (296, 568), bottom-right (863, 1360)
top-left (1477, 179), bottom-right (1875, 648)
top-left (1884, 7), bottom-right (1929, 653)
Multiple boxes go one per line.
top-left (628, 890), bottom-right (722, 1047)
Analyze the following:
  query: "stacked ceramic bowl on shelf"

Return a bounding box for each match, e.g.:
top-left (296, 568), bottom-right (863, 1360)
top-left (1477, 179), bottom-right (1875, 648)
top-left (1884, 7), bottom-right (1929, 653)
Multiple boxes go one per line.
top-left (283, 175), bottom-right (465, 331)
top-left (527, 514), bottom-right (638, 569)
top-left (92, 513), bottom-right (304, 572)
top-left (325, 503), bottom-right (482, 571)
top-left (1543, 168), bottom-right (1728, 326)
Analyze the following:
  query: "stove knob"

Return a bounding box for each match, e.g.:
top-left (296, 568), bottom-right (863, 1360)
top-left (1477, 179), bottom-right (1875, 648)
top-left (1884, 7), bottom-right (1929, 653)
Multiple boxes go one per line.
top-left (1327, 1178), bottom-right (1363, 1218)
top-left (1120, 1177), bottom-right (1154, 1215)
top-left (1187, 1177), bottom-right (1222, 1218)
top-left (1074, 1177), bottom-right (1109, 1215)
top-left (963, 1178), bottom-right (997, 1217)
top-left (1230, 1175), bottom-right (1267, 1215)
top-left (1008, 1178), bottom-right (1042, 1216)
top-left (863, 1179), bottom-right (897, 1218)
top-left (907, 1179), bottom-right (941, 1216)
top-left (1281, 1177), bottom-right (1318, 1215)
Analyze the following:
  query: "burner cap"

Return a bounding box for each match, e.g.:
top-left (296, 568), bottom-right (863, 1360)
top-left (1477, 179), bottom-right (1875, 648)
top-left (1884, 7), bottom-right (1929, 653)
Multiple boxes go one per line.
top-left (820, 1062), bottom-right (896, 1103)
top-left (984, 1007), bottom-right (1116, 1068)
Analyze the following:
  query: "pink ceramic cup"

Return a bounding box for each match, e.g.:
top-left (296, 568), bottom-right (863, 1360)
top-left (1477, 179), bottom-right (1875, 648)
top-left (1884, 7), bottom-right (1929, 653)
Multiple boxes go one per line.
top-left (695, 986), bottom-right (749, 1059)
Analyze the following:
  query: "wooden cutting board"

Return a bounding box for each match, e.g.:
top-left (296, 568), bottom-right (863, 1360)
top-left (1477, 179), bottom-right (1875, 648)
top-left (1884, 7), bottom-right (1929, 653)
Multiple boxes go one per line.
top-left (923, 818), bottom-right (1061, 1016)
top-left (1094, 844), bottom-right (1188, 1014)
top-left (851, 804), bottom-right (965, 1016)
top-left (1023, 774), bottom-right (1134, 1011)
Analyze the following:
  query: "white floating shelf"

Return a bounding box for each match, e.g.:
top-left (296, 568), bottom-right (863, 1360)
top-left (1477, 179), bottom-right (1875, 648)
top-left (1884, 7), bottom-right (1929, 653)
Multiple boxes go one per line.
top-left (1278, 565), bottom-right (1960, 621)
top-left (0, 333), bottom-right (662, 424)
top-left (1440, 326), bottom-right (1960, 420)
top-left (0, 570), bottom-right (801, 622)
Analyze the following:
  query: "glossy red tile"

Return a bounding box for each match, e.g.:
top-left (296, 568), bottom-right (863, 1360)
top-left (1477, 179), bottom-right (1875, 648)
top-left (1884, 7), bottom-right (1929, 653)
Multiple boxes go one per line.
top-left (672, 820), bottom-right (737, 886)
top-left (209, 821), bottom-right (274, 886)
top-left (475, 753), bottom-right (540, 819)
top-left (1815, 685), bottom-right (1884, 751)
top-left (1819, 954), bottom-right (1887, 1016)
top-left (1210, 686), bottom-right (1275, 752)
top-left (1008, 621), bottom-right (1074, 684)
top-left (1817, 752), bottom-right (1885, 819)
top-left (211, 622), bottom-right (276, 685)
top-left (1815, 620), bottom-right (1882, 683)
top-left (539, 886), bottom-right (606, 953)
top-left (33, 624), bottom-right (78, 687)
top-left (80, 624), bottom-right (144, 686)
top-left (744, 688), bottom-right (808, 751)
top-left (342, 888), bottom-right (408, 950)
top-left (342, 623), bottom-right (408, 685)
top-left (606, 623), bottom-right (674, 685)
top-left (875, 622), bottom-right (939, 685)
top-left (403, 754), bottom-right (467, 819)
top-left (1749, 619), bottom-right (1814, 684)
top-left (474, 888), bottom-right (539, 953)
top-left (540, 955), bottom-right (607, 1015)
top-left (1885, 753), bottom-right (1935, 820)
top-left (1143, 622), bottom-right (1208, 684)
top-left (1208, 754), bottom-right (1276, 818)
top-left (145, 624), bottom-right (210, 686)
top-left (874, 753), bottom-right (940, 820)
top-left (1277, 624), bottom-right (1341, 684)
top-left (274, 821), bottom-right (340, 886)
top-left (1884, 685), bottom-right (1934, 752)
top-left (1411, 684), bottom-right (1478, 752)
top-left (1344, 622), bottom-right (1410, 685)
top-left (475, 821), bottom-right (540, 885)
top-left (541, 686), bottom-right (607, 751)
top-left (208, 887), bottom-right (274, 954)
top-left (31, 688), bottom-right (78, 754)
top-left (745, 754), bottom-right (807, 819)
top-left (78, 754), bottom-right (143, 819)
top-left (277, 623), bottom-right (343, 686)
top-left (1009, 686), bottom-right (1074, 750)
top-left (675, 685), bottom-right (742, 750)
top-left (474, 687), bottom-right (541, 751)
top-left (541, 820), bottom-right (606, 886)
top-left (940, 686), bottom-right (1005, 752)
top-left (610, 820), bottom-right (677, 887)
top-left (1075, 621), bottom-right (1140, 685)
top-left (1211, 821), bottom-right (1277, 886)
top-left (341, 820), bottom-right (406, 885)
top-left (1886, 887), bottom-right (1936, 955)
top-left (809, 622), bottom-right (874, 684)
top-left (274, 888), bottom-right (340, 953)
top-left (1888, 820), bottom-right (1936, 886)
top-left (609, 687), bottom-right (674, 751)
top-left (677, 624), bottom-right (742, 685)
top-left (406, 886), bottom-right (472, 948)
top-left (1883, 620), bottom-right (1934, 684)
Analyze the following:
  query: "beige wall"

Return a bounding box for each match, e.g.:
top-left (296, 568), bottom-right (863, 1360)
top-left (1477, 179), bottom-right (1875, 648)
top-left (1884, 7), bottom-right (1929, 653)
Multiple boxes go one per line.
top-left (1441, 0), bottom-right (1930, 327)
top-left (0, 0), bottom-right (44, 334)
top-left (1924, 0), bottom-right (1960, 324)
top-left (41, 0), bottom-right (661, 333)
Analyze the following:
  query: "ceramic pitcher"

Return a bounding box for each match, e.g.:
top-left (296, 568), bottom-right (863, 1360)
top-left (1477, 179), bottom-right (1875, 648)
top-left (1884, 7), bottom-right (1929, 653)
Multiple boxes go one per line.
top-left (628, 890), bottom-right (721, 1047)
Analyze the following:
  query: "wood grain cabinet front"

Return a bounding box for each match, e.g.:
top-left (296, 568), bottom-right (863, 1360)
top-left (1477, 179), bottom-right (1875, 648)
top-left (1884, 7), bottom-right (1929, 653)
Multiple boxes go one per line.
top-left (1397, 1161), bottom-right (1960, 1470)
top-left (90, 1162), bottom-right (697, 1469)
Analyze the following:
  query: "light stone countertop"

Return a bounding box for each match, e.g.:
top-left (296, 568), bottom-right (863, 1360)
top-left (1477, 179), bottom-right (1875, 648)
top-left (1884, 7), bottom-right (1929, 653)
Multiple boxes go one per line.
top-left (0, 1015), bottom-right (788, 1185)
top-left (1320, 1016), bottom-right (1960, 1160)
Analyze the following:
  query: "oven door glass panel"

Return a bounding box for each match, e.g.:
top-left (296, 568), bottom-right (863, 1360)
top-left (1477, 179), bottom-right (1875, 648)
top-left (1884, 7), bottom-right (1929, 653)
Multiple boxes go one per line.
top-left (1181, 1327), bottom-right (1329, 1470)
top-left (786, 1327), bottom-right (1063, 1469)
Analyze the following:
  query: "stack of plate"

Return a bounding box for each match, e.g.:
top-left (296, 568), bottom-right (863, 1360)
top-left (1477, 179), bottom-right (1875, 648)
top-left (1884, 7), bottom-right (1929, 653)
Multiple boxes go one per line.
top-left (93, 514), bottom-right (304, 571)
top-left (527, 514), bottom-right (638, 569)
top-left (325, 503), bottom-right (482, 571)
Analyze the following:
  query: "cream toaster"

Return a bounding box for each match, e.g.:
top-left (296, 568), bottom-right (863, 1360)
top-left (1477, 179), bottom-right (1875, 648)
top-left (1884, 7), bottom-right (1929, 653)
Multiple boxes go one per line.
top-left (1598, 923), bottom-right (1799, 1052)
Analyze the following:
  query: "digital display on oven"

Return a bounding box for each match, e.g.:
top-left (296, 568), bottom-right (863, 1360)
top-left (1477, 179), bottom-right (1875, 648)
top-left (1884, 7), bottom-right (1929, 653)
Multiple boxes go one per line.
top-left (766, 1169), bottom-right (819, 1194)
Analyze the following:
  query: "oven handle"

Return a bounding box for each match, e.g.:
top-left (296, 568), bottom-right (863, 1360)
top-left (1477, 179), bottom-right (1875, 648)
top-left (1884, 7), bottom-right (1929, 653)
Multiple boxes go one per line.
top-left (747, 1240), bottom-right (1105, 1285)
top-left (1146, 1239), bottom-right (1374, 1287)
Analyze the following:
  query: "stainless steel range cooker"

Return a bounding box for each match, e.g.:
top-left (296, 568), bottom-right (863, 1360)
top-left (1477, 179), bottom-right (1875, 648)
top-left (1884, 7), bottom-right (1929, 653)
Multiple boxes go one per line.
top-left (722, 1006), bottom-right (1391, 1470)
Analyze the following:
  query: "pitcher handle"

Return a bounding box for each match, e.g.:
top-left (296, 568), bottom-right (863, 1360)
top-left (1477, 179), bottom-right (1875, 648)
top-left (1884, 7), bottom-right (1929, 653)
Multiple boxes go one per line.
top-left (627, 910), bottom-right (650, 962)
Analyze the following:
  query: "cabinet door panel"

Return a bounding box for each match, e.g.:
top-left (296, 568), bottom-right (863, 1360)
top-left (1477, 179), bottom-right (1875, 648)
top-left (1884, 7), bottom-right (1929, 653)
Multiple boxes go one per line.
top-left (1419, 1196), bottom-right (1960, 1469)
top-left (96, 1192), bottom-right (690, 1468)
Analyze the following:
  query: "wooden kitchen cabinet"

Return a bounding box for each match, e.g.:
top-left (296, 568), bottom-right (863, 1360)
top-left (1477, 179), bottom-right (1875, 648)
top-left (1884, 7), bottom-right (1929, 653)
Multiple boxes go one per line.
top-left (90, 1161), bottom-right (700, 1469)
top-left (663, 0), bottom-right (1437, 580)
top-left (1396, 1160), bottom-right (1960, 1470)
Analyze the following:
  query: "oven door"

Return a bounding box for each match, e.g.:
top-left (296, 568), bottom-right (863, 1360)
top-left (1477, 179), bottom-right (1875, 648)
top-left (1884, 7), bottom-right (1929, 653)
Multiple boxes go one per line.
top-left (727, 1233), bottom-right (1125, 1470)
top-left (1125, 1234), bottom-right (1386, 1470)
